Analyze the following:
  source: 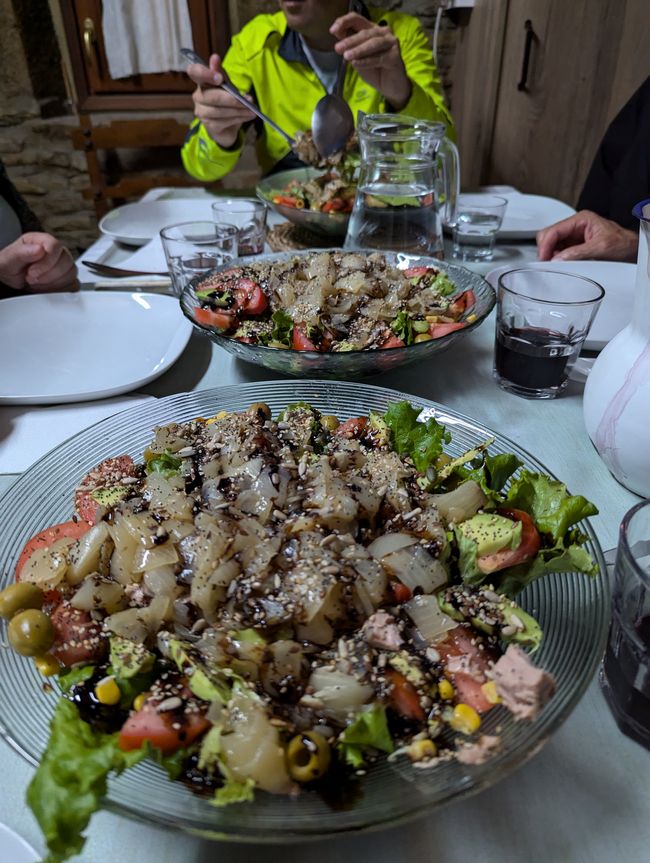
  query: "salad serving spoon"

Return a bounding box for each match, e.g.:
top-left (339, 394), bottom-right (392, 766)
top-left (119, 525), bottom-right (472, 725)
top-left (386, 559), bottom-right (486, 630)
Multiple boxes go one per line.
top-left (179, 48), bottom-right (295, 147)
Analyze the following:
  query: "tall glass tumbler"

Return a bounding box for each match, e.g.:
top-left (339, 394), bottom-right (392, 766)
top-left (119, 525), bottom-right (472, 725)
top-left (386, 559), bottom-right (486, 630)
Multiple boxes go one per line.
top-left (493, 268), bottom-right (604, 399)
top-left (160, 221), bottom-right (237, 296)
top-left (601, 499), bottom-right (650, 750)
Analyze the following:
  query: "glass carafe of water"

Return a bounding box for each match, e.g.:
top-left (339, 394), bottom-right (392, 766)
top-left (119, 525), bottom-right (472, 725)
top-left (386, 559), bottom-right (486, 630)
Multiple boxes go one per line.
top-left (344, 113), bottom-right (459, 257)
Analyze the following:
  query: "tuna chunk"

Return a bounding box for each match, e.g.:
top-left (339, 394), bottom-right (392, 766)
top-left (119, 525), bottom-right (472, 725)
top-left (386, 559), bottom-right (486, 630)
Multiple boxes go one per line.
top-left (490, 644), bottom-right (556, 721)
top-left (457, 734), bottom-right (501, 765)
top-left (362, 611), bottom-right (403, 651)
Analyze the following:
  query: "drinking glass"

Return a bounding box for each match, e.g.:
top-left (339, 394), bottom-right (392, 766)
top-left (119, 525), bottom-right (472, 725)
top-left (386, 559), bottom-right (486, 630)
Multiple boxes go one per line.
top-left (600, 499), bottom-right (650, 750)
top-left (493, 268), bottom-right (604, 399)
top-left (159, 221), bottom-right (237, 296)
top-left (211, 198), bottom-right (268, 256)
top-left (451, 194), bottom-right (508, 261)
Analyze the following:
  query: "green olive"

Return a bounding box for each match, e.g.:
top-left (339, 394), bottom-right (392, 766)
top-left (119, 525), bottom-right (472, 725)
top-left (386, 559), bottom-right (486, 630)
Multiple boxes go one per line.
top-left (286, 731), bottom-right (331, 783)
top-left (320, 414), bottom-right (340, 432)
top-left (0, 583), bottom-right (44, 620)
top-left (414, 333), bottom-right (433, 343)
top-left (7, 609), bottom-right (55, 657)
top-left (247, 402), bottom-right (272, 419)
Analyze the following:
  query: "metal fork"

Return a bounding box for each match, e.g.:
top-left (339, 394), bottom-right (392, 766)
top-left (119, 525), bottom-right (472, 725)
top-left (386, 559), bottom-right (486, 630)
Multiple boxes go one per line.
top-left (82, 260), bottom-right (168, 278)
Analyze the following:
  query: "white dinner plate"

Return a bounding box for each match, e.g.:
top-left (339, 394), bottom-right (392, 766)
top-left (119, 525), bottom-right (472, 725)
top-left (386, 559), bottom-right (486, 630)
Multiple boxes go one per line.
top-left (0, 292), bottom-right (192, 404)
top-left (497, 194), bottom-right (576, 239)
top-left (486, 260), bottom-right (636, 351)
top-left (99, 199), bottom-right (220, 246)
top-left (0, 823), bottom-right (39, 863)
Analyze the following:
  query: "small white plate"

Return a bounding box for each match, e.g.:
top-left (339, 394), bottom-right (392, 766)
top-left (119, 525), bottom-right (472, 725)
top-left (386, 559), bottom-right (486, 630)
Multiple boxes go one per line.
top-left (99, 199), bottom-right (220, 246)
top-left (485, 260), bottom-right (636, 351)
top-left (497, 194), bottom-right (576, 239)
top-left (0, 823), bottom-right (39, 863)
top-left (0, 292), bottom-right (192, 404)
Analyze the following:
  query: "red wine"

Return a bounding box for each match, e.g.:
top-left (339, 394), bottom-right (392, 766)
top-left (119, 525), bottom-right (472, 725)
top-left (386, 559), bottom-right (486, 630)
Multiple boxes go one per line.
top-left (601, 613), bottom-right (650, 749)
top-left (495, 326), bottom-right (579, 391)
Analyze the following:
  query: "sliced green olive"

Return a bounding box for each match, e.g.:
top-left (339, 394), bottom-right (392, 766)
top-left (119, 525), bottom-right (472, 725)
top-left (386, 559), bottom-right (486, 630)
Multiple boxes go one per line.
top-left (7, 609), bottom-right (55, 657)
top-left (247, 402), bottom-right (272, 419)
top-left (286, 731), bottom-right (331, 782)
top-left (320, 414), bottom-right (340, 432)
top-left (0, 583), bottom-right (44, 620)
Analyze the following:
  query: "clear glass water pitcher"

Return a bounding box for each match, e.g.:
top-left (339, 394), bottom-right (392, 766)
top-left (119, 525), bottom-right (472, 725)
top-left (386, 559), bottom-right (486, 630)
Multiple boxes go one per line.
top-left (343, 113), bottom-right (460, 258)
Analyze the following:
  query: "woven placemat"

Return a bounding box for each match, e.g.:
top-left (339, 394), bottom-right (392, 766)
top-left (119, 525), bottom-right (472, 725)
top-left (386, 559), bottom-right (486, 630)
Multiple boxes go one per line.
top-left (266, 222), bottom-right (343, 252)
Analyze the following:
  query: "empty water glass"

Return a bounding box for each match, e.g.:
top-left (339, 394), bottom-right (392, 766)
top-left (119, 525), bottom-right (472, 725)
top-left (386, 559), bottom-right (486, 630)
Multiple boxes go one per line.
top-left (160, 221), bottom-right (237, 296)
top-left (452, 194), bottom-right (508, 262)
top-left (211, 198), bottom-right (268, 256)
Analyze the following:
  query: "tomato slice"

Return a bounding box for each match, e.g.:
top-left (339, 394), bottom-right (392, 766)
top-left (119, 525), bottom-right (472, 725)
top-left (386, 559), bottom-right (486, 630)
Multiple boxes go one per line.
top-left (16, 520), bottom-right (90, 580)
top-left (119, 698), bottom-right (211, 754)
top-left (436, 625), bottom-right (497, 714)
top-left (448, 289), bottom-right (477, 317)
top-left (233, 278), bottom-right (268, 315)
top-left (385, 669), bottom-right (425, 722)
top-left (428, 322), bottom-right (466, 339)
top-left (477, 507), bottom-right (541, 574)
top-left (389, 581), bottom-right (412, 604)
top-left (292, 322), bottom-right (318, 352)
top-left (75, 455), bottom-right (138, 524)
top-left (379, 335), bottom-right (406, 350)
top-left (335, 417), bottom-right (368, 439)
top-left (195, 307), bottom-right (236, 332)
top-left (50, 602), bottom-right (108, 667)
top-left (403, 266), bottom-right (432, 279)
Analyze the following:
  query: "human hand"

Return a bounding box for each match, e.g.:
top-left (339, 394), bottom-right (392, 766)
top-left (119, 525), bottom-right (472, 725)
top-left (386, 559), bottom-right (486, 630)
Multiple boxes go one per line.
top-left (186, 54), bottom-right (256, 149)
top-left (0, 233), bottom-right (77, 292)
top-left (330, 12), bottom-right (411, 111)
top-left (537, 210), bottom-right (638, 263)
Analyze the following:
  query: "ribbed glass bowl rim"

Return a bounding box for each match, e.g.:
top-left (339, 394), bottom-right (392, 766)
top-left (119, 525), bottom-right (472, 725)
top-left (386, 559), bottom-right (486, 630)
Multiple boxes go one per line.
top-left (0, 380), bottom-right (609, 843)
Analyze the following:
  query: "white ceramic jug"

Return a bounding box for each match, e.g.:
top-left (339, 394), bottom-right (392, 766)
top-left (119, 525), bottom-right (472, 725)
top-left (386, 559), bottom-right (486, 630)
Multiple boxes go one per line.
top-left (583, 199), bottom-right (650, 497)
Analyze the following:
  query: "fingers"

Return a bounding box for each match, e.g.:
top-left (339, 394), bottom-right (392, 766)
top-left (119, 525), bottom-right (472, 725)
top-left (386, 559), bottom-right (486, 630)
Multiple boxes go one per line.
top-left (23, 235), bottom-right (77, 290)
top-left (330, 11), bottom-right (371, 40)
top-left (536, 215), bottom-right (586, 261)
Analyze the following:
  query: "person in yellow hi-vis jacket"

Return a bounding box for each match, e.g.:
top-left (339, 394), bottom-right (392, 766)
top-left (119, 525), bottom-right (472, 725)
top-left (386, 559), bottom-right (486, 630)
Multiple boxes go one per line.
top-left (181, 0), bottom-right (454, 183)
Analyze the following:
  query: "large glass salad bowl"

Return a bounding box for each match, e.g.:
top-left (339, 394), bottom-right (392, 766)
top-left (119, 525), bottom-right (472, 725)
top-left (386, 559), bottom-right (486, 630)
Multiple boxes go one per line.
top-left (0, 381), bottom-right (608, 844)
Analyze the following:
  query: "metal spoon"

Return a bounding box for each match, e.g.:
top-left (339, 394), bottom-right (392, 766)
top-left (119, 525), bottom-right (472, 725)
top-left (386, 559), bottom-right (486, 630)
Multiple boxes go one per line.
top-left (310, 0), bottom-right (363, 158)
top-left (179, 48), bottom-right (295, 146)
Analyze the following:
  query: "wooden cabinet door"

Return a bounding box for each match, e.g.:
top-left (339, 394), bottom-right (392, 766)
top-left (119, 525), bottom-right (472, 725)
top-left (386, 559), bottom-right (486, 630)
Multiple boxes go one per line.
top-left (486, 0), bottom-right (649, 204)
top-left (62, 0), bottom-right (231, 110)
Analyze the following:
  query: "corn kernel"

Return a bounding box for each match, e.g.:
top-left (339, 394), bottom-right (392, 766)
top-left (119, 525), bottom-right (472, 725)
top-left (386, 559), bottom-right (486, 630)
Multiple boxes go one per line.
top-left (425, 315), bottom-right (440, 323)
top-left (207, 410), bottom-right (229, 424)
top-left (34, 654), bottom-right (60, 677)
top-left (438, 678), bottom-right (455, 701)
top-left (95, 676), bottom-right (121, 706)
top-left (450, 703), bottom-right (481, 735)
top-left (481, 680), bottom-right (501, 705)
top-left (133, 693), bottom-right (147, 712)
top-left (407, 739), bottom-right (437, 762)
top-left (466, 313), bottom-right (477, 323)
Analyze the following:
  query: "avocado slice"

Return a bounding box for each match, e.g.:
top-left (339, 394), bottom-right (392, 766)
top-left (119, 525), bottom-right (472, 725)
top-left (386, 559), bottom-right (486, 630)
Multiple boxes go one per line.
top-left (109, 636), bottom-right (155, 679)
top-left (456, 513), bottom-right (522, 557)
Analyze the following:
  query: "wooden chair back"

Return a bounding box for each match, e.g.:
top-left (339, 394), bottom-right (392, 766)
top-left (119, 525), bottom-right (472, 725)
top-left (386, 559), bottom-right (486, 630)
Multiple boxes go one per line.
top-left (70, 114), bottom-right (216, 218)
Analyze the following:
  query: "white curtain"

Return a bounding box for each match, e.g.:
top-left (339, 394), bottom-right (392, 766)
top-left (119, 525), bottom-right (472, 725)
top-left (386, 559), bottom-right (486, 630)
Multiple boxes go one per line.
top-left (102, 0), bottom-right (194, 80)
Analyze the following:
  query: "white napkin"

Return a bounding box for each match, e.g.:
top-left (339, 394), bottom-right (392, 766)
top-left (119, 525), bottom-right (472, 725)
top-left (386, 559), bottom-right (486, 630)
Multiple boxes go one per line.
top-left (0, 395), bottom-right (155, 474)
top-left (118, 236), bottom-right (170, 274)
top-left (101, 0), bottom-right (193, 79)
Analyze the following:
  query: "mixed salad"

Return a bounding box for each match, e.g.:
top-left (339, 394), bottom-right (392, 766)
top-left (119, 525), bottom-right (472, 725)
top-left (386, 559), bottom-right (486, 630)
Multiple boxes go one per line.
top-left (0, 401), bottom-right (599, 862)
top-left (191, 250), bottom-right (476, 352)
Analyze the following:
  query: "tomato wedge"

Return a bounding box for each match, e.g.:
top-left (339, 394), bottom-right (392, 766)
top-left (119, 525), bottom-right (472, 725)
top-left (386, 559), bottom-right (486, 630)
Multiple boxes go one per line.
top-left (194, 307), bottom-right (236, 332)
top-left (389, 581), bottom-right (412, 604)
top-left (335, 417), bottom-right (368, 439)
top-left (119, 699), bottom-right (211, 754)
top-left (436, 625), bottom-right (496, 714)
top-left (448, 289), bottom-right (477, 317)
top-left (379, 335), bottom-right (406, 350)
top-left (292, 322), bottom-right (318, 352)
top-left (477, 507), bottom-right (541, 574)
top-left (385, 669), bottom-right (425, 722)
top-left (403, 266), bottom-right (431, 279)
top-left (75, 455), bottom-right (138, 524)
top-left (233, 278), bottom-right (268, 315)
top-left (428, 322), bottom-right (466, 339)
top-left (16, 520), bottom-right (90, 580)
top-left (50, 602), bottom-right (108, 667)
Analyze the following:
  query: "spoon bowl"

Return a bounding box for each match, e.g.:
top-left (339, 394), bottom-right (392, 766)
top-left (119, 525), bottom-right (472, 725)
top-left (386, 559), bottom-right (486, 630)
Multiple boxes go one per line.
top-left (311, 91), bottom-right (354, 158)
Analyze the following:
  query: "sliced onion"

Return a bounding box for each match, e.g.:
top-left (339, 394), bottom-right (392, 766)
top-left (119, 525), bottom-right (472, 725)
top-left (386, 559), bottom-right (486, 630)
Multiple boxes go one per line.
top-left (143, 565), bottom-right (178, 597)
top-left (66, 522), bottom-right (111, 585)
top-left (404, 594), bottom-right (457, 643)
top-left (19, 538), bottom-right (74, 589)
top-left (132, 542), bottom-right (179, 573)
top-left (71, 574), bottom-right (125, 613)
top-left (309, 667), bottom-right (373, 723)
top-left (367, 532), bottom-right (418, 560)
top-left (430, 480), bottom-right (487, 524)
top-left (381, 544), bottom-right (448, 594)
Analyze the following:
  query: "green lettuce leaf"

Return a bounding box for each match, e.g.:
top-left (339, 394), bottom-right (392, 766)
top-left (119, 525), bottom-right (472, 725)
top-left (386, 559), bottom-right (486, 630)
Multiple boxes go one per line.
top-left (57, 666), bottom-right (94, 693)
top-left (505, 471), bottom-right (598, 544)
top-left (145, 449), bottom-right (182, 477)
top-left (27, 698), bottom-right (146, 863)
top-left (337, 704), bottom-right (394, 768)
top-left (457, 452), bottom-right (524, 499)
top-left (431, 271), bottom-right (456, 297)
top-left (390, 311), bottom-right (414, 346)
top-left (384, 401), bottom-right (451, 473)
top-left (269, 309), bottom-right (294, 347)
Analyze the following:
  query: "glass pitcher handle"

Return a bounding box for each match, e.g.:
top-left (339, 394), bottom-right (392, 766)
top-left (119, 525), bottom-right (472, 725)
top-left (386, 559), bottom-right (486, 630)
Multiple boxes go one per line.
top-left (437, 137), bottom-right (460, 228)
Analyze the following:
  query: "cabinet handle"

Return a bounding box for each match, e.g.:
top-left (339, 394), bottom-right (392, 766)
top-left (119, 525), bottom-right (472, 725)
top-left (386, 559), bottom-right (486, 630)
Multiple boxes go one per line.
top-left (83, 17), bottom-right (97, 67)
top-left (517, 19), bottom-right (535, 92)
